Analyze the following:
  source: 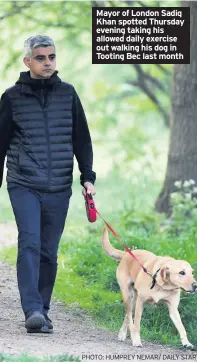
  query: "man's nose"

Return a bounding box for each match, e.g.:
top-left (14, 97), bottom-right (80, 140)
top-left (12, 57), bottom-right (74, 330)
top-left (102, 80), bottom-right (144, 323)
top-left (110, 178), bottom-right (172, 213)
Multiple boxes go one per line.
top-left (44, 57), bottom-right (52, 66)
top-left (44, 61), bottom-right (51, 66)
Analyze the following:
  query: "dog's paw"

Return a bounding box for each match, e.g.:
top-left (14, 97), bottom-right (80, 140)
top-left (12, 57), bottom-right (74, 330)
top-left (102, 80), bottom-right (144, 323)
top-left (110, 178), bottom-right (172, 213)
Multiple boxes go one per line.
top-left (132, 337), bottom-right (142, 347)
top-left (118, 329), bottom-right (127, 341)
top-left (132, 341), bottom-right (142, 347)
top-left (183, 343), bottom-right (195, 350)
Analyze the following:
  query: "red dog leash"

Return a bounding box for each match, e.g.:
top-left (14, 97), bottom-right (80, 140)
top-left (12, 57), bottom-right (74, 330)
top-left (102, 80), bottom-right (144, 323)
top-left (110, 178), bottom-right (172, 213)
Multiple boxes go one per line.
top-left (84, 193), bottom-right (154, 280)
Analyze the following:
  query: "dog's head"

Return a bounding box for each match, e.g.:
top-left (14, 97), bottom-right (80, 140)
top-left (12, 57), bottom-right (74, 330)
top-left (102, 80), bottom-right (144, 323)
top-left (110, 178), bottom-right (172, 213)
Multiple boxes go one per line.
top-left (157, 259), bottom-right (197, 293)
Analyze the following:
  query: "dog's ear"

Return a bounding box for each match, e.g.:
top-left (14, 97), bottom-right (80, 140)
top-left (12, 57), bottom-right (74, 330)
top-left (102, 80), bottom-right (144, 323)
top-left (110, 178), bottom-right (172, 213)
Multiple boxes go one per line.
top-left (160, 266), bottom-right (170, 282)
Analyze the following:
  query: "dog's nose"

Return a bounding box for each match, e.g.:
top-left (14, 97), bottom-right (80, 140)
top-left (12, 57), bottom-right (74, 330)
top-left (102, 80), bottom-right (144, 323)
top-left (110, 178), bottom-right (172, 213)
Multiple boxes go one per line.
top-left (192, 282), bottom-right (197, 290)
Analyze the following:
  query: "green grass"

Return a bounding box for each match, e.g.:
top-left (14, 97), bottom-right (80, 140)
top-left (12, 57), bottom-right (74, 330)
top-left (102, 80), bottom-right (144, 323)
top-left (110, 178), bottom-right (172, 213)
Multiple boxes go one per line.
top-left (1, 170), bottom-right (197, 350)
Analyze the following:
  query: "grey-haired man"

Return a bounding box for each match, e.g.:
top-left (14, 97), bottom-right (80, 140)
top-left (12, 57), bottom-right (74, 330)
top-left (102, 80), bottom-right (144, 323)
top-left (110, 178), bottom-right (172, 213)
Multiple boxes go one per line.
top-left (0, 35), bottom-right (96, 333)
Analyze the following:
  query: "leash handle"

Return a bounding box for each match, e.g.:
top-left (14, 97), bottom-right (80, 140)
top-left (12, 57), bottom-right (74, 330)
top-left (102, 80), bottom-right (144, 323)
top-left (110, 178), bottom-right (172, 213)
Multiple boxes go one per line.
top-left (84, 193), bottom-right (97, 223)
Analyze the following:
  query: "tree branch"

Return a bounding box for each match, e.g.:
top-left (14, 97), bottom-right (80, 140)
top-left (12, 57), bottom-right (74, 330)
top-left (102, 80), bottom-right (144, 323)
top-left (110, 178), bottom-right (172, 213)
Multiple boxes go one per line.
top-left (0, 2), bottom-right (33, 21)
top-left (127, 64), bottom-right (170, 126)
top-left (155, 64), bottom-right (172, 76)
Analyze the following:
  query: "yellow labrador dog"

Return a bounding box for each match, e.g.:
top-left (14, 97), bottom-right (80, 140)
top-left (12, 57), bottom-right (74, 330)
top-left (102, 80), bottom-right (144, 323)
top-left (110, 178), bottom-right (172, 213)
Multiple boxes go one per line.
top-left (102, 228), bottom-right (197, 349)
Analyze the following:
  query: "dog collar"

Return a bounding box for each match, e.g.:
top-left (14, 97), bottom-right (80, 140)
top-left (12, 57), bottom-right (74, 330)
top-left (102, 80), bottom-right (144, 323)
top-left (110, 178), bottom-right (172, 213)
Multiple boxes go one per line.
top-left (150, 268), bottom-right (161, 289)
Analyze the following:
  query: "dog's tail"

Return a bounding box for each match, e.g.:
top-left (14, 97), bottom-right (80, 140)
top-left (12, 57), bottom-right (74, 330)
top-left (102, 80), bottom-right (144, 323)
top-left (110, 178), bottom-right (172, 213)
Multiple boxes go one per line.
top-left (101, 228), bottom-right (125, 261)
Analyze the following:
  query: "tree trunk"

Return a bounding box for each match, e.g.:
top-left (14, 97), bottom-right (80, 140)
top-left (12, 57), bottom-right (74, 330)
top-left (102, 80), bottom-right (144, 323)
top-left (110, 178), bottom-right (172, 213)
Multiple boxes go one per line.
top-left (155, 1), bottom-right (197, 214)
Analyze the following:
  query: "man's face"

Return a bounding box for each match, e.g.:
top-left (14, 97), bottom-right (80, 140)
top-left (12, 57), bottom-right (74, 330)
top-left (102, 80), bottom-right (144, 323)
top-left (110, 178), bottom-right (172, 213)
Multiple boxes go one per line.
top-left (23, 46), bottom-right (56, 79)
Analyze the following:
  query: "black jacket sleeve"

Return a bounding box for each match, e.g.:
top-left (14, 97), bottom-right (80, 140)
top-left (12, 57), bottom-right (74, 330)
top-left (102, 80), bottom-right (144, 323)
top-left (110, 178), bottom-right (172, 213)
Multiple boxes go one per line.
top-left (0, 92), bottom-right (13, 187)
top-left (72, 89), bottom-right (96, 186)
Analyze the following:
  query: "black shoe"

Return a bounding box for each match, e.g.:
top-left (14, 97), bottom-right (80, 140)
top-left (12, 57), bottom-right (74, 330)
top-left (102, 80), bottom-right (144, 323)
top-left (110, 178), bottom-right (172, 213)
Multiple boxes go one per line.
top-left (26, 321), bottom-right (53, 334)
top-left (25, 311), bottom-right (45, 330)
top-left (44, 314), bottom-right (53, 330)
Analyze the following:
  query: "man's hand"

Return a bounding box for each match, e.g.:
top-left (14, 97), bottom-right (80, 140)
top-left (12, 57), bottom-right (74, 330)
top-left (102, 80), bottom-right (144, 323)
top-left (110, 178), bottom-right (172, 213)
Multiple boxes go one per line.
top-left (82, 182), bottom-right (96, 197)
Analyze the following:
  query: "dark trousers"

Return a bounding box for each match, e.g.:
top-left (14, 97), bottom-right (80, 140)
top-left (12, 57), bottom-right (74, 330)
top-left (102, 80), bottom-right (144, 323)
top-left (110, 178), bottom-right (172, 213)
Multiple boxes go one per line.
top-left (7, 184), bottom-right (71, 316)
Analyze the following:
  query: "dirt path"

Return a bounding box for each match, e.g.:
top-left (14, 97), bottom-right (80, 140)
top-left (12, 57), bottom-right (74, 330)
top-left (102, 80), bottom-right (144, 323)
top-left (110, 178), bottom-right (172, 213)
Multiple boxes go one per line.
top-left (0, 222), bottom-right (196, 361)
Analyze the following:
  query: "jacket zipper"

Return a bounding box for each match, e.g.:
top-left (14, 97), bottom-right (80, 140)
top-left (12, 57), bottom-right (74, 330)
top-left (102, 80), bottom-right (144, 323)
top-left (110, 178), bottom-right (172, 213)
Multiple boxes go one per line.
top-left (41, 87), bottom-right (52, 190)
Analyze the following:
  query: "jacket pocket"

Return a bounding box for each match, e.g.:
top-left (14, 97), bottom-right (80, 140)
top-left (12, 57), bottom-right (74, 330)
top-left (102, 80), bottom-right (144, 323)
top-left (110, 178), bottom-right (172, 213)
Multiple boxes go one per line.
top-left (18, 145), bottom-right (47, 176)
top-left (18, 146), bottom-right (32, 176)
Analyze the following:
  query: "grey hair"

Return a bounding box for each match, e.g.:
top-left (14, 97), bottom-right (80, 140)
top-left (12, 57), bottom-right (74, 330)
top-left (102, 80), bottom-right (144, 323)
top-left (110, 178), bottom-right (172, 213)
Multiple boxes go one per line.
top-left (24, 35), bottom-right (55, 57)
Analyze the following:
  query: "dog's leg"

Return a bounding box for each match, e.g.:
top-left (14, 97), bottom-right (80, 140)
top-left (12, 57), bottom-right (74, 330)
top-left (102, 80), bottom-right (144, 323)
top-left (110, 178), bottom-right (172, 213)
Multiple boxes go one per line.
top-left (118, 313), bottom-right (128, 341)
top-left (118, 286), bottom-right (130, 341)
top-left (132, 289), bottom-right (137, 314)
top-left (131, 296), bottom-right (144, 347)
top-left (168, 303), bottom-right (193, 349)
top-left (127, 288), bottom-right (137, 339)
top-left (118, 281), bottom-right (135, 341)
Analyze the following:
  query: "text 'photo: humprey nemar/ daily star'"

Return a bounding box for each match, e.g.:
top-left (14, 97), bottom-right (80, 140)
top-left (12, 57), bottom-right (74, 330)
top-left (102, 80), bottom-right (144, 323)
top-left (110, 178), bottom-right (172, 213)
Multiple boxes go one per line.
top-left (92, 7), bottom-right (190, 64)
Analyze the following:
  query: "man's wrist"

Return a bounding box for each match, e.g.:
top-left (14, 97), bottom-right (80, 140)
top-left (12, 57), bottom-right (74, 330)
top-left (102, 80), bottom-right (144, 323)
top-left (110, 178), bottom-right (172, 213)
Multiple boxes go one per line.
top-left (83, 181), bottom-right (94, 187)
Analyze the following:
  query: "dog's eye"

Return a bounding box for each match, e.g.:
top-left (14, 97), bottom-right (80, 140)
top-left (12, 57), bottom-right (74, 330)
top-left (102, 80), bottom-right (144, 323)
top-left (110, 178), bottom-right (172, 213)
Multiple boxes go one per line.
top-left (179, 271), bottom-right (185, 275)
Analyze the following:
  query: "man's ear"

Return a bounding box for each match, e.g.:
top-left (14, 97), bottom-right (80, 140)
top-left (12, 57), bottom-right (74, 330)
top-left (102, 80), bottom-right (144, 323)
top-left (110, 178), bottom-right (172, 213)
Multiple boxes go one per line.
top-left (23, 57), bottom-right (30, 68)
top-left (160, 266), bottom-right (170, 282)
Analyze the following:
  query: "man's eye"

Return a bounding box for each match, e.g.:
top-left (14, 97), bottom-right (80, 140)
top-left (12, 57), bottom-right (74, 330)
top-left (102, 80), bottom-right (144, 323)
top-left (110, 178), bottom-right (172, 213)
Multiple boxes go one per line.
top-left (36, 56), bottom-right (44, 61)
top-left (49, 55), bottom-right (56, 60)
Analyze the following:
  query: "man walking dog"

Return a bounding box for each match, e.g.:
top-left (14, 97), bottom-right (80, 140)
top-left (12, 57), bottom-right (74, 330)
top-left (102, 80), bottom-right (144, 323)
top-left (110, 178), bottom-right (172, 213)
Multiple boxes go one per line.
top-left (0, 35), bottom-right (96, 333)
